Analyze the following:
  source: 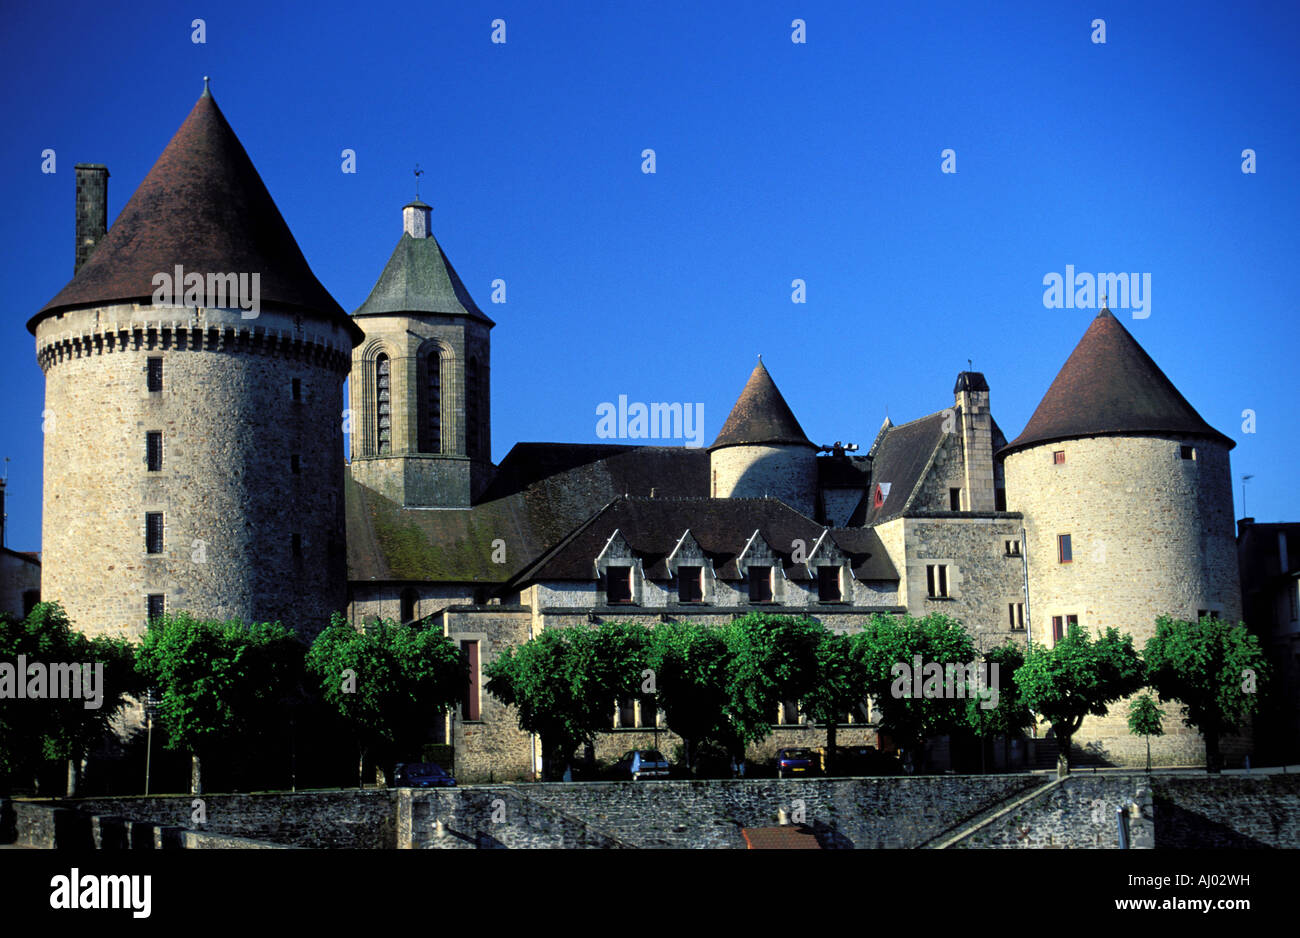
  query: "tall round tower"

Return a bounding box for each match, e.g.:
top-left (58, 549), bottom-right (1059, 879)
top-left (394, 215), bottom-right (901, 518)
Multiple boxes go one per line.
top-left (709, 359), bottom-right (818, 517)
top-left (30, 83), bottom-right (362, 639)
top-left (1000, 307), bottom-right (1240, 765)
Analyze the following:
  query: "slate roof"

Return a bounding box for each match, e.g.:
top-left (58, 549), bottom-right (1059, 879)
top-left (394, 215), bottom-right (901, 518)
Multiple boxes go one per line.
top-left (853, 411), bottom-right (951, 526)
top-left (710, 360), bottom-right (816, 450)
top-left (352, 227), bottom-right (494, 325)
top-left (32, 86), bottom-right (360, 342)
top-left (511, 495), bottom-right (898, 584)
top-left (346, 443), bottom-right (708, 584)
top-left (1000, 308), bottom-right (1233, 456)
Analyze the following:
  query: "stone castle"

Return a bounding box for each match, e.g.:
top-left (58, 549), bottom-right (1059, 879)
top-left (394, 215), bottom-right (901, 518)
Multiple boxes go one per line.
top-left (28, 86), bottom-right (1244, 780)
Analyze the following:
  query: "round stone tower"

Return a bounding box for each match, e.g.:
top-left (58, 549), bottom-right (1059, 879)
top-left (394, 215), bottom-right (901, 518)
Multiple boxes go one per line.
top-left (709, 359), bottom-right (818, 517)
top-left (1000, 307), bottom-right (1241, 766)
top-left (30, 83), bottom-right (362, 639)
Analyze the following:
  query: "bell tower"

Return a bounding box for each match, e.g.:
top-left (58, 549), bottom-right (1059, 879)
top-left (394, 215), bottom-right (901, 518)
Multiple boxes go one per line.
top-left (349, 197), bottom-right (494, 507)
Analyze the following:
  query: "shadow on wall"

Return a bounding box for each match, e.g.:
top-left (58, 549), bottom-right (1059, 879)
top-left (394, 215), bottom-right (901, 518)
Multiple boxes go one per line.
top-left (1153, 798), bottom-right (1274, 849)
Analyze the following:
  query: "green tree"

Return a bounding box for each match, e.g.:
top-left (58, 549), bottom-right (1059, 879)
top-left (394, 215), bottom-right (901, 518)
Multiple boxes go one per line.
top-left (137, 612), bottom-right (305, 793)
top-left (307, 613), bottom-right (466, 788)
top-left (1015, 624), bottom-right (1144, 777)
top-left (853, 612), bottom-right (977, 773)
top-left (791, 628), bottom-right (864, 774)
top-left (643, 620), bottom-right (735, 775)
top-left (722, 613), bottom-right (825, 761)
top-left (1143, 615), bottom-right (1269, 774)
top-left (1127, 693), bottom-right (1164, 773)
top-left (485, 620), bottom-right (646, 780)
top-left (0, 603), bottom-right (142, 795)
top-left (961, 641), bottom-right (1034, 773)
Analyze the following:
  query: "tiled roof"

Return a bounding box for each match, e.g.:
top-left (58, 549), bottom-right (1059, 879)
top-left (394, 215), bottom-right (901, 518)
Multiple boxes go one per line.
top-left (32, 87), bottom-right (359, 342)
top-left (511, 495), bottom-right (898, 584)
top-left (352, 230), bottom-right (493, 324)
top-left (740, 826), bottom-right (822, 849)
top-left (1000, 309), bottom-right (1233, 456)
top-left (711, 360), bottom-right (815, 450)
top-left (853, 410), bottom-right (951, 526)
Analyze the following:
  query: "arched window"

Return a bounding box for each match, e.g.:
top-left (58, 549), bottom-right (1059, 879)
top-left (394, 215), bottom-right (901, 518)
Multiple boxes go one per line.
top-left (427, 351), bottom-right (442, 454)
top-left (465, 356), bottom-right (480, 457)
top-left (376, 353), bottom-right (391, 455)
top-left (400, 587), bottom-right (419, 624)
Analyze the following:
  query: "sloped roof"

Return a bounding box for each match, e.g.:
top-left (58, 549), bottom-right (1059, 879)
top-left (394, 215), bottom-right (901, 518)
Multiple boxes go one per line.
top-left (1000, 309), bottom-right (1233, 456)
top-left (352, 228), bottom-right (493, 325)
top-left (710, 360), bottom-right (815, 451)
top-left (32, 86), bottom-right (359, 341)
top-left (512, 495), bottom-right (898, 584)
top-left (852, 410), bottom-right (951, 526)
top-left (741, 826), bottom-right (822, 849)
top-left (346, 443), bottom-right (708, 584)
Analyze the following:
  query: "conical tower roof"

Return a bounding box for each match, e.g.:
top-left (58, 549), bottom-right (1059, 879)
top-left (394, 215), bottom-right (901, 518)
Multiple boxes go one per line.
top-left (30, 83), bottom-right (359, 341)
top-left (352, 214), bottom-right (493, 325)
top-left (710, 359), bottom-right (815, 451)
top-left (1000, 308), bottom-right (1233, 456)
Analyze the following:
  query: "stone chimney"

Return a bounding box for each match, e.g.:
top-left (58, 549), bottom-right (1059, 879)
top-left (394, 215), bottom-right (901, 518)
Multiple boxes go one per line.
top-left (402, 199), bottom-right (431, 239)
top-left (74, 164), bottom-right (109, 274)
top-left (954, 371), bottom-right (995, 512)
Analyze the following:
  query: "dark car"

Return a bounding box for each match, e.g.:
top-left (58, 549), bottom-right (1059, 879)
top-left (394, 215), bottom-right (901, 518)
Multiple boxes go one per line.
top-left (392, 762), bottom-right (457, 788)
top-left (824, 745), bottom-right (903, 776)
top-left (776, 747), bottom-right (819, 778)
top-left (610, 749), bottom-right (671, 780)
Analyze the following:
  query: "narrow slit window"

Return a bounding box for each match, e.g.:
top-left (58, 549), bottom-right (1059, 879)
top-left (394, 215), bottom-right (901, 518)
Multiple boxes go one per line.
top-left (145, 512), bottom-right (164, 554)
top-left (146, 431), bottom-right (163, 472)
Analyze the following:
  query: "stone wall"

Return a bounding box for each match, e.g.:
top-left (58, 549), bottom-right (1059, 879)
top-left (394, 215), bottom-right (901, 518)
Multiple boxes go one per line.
top-left (1005, 434), bottom-right (1242, 765)
top-left (710, 444), bottom-right (818, 518)
top-left (36, 302), bottom-right (351, 640)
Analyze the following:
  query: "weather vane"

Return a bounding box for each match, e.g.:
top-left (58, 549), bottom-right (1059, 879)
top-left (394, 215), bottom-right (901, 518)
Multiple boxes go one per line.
top-left (414, 163), bottom-right (424, 200)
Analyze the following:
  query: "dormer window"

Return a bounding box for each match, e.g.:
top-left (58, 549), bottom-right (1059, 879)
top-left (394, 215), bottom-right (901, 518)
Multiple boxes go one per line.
top-left (678, 566), bottom-right (704, 603)
top-left (748, 566), bottom-right (774, 603)
top-left (817, 565), bottom-right (842, 602)
top-left (607, 565), bottom-right (633, 604)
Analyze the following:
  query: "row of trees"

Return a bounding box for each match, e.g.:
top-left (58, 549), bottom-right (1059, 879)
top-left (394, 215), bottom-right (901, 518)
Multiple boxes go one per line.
top-left (0, 606), bottom-right (466, 795)
top-left (487, 611), bottom-right (1270, 778)
top-left (1, 603), bottom-right (1270, 793)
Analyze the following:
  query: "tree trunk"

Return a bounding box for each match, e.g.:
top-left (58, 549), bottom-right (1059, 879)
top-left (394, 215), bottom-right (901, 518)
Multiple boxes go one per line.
top-left (1056, 731), bottom-right (1071, 778)
top-left (65, 755), bottom-right (80, 798)
top-left (1205, 731), bottom-right (1222, 775)
top-left (357, 745), bottom-right (366, 790)
top-left (1146, 736), bottom-right (1151, 773)
top-left (825, 721), bottom-right (838, 775)
top-left (191, 753), bottom-right (203, 795)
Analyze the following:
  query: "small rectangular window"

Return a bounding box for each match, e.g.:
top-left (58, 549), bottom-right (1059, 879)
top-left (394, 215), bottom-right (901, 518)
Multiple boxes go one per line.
top-left (818, 565), bottom-right (842, 602)
top-left (146, 594), bottom-right (165, 624)
top-left (1008, 602), bottom-right (1024, 630)
top-left (677, 566), bottom-right (703, 603)
top-left (748, 566), bottom-right (773, 603)
top-left (292, 378), bottom-right (302, 401)
top-left (1180, 445), bottom-right (1196, 460)
top-left (926, 564), bottom-right (949, 598)
top-left (292, 533), bottom-right (303, 558)
top-left (1052, 616), bottom-right (1064, 644)
top-left (606, 565), bottom-right (633, 603)
top-left (1058, 534), bottom-right (1072, 564)
top-left (291, 454), bottom-right (301, 474)
top-left (949, 488), bottom-right (962, 511)
top-left (147, 357), bottom-right (163, 392)
top-left (1053, 451), bottom-right (1065, 465)
top-left (1066, 613), bottom-right (1078, 629)
top-left (146, 431), bottom-right (163, 471)
top-left (145, 512), bottom-right (164, 554)
top-left (1004, 539), bottom-right (1020, 556)
top-left (461, 640), bottom-right (480, 721)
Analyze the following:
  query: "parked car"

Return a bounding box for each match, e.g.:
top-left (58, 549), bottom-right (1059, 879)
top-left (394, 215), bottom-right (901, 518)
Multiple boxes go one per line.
top-left (391, 762), bottom-right (457, 788)
top-left (610, 749), bottom-right (671, 780)
top-left (776, 747), bottom-right (819, 778)
top-left (822, 745), bottom-right (903, 776)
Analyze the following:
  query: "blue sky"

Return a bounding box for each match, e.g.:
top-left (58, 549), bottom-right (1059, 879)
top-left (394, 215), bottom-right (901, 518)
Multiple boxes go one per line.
top-left (2, 0), bottom-right (1298, 550)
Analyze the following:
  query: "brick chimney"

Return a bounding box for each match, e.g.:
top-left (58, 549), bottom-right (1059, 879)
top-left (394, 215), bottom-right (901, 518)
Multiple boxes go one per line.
top-left (74, 163), bottom-right (109, 273)
top-left (954, 371), bottom-right (995, 511)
